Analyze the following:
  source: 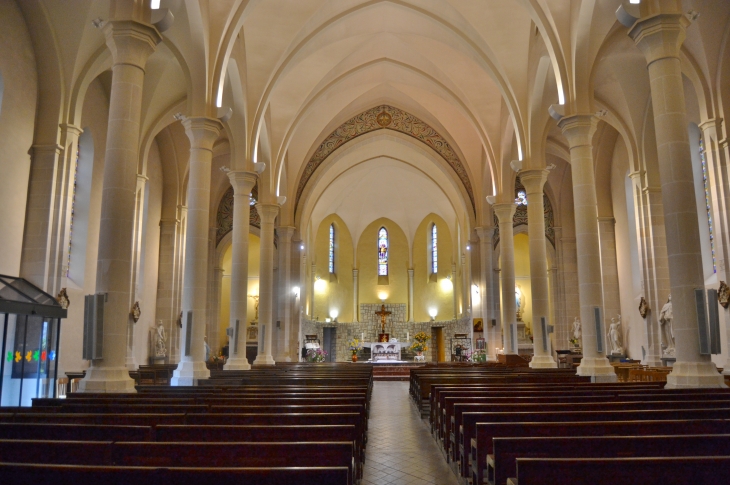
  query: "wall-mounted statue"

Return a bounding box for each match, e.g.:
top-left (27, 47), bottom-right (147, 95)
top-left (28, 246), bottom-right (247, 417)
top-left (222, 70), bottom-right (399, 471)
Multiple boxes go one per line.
top-left (659, 295), bottom-right (675, 356)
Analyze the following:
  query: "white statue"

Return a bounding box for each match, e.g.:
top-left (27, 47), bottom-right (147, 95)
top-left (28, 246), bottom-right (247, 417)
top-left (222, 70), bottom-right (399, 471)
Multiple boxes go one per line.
top-left (154, 320), bottom-right (167, 357)
top-left (572, 317), bottom-right (582, 340)
top-left (607, 315), bottom-right (623, 354)
top-left (659, 295), bottom-right (675, 356)
top-left (204, 336), bottom-right (211, 361)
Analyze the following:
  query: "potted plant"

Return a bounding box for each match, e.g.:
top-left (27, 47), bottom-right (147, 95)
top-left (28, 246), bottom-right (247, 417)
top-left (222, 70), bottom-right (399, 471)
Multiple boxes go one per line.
top-left (306, 348), bottom-right (327, 363)
top-left (348, 338), bottom-right (363, 362)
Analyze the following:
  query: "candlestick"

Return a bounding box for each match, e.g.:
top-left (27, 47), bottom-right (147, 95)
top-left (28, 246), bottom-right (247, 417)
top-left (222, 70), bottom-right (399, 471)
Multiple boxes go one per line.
top-left (361, 332), bottom-right (364, 342)
top-left (406, 331), bottom-right (409, 341)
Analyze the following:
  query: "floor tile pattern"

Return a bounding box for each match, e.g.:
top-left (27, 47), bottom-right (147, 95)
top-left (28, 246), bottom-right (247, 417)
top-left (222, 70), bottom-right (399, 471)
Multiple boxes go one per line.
top-left (362, 381), bottom-right (460, 485)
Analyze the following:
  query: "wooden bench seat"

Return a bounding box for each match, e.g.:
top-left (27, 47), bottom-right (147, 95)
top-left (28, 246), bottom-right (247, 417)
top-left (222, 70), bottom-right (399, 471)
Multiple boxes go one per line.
top-left (508, 456), bottom-right (730, 485)
top-left (0, 423), bottom-right (153, 441)
top-left (471, 419), bottom-right (730, 485)
top-left (490, 434), bottom-right (730, 485)
top-left (0, 463), bottom-right (350, 485)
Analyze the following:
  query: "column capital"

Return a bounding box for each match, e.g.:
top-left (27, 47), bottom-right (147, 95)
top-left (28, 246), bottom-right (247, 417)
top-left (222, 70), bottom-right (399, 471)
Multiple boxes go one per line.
top-left (256, 203), bottom-right (280, 223)
top-left (629, 13), bottom-right (688, 66)
top-left (698, 118), bottom-right (723, 134)
top-left (227, 170), bottom-right (257, 195)
top-left (30, 144), bottom-right (64, 157)
top-left (474, 226), bottom-right (495, 241)
top-left (103, 19), bottom-right (162, 68)
top-left (182, 117), bottom-right (223, 151)
top-left (352, 269), bottom-right (359, 276)
top-left (408, 268), bottom-right (414, 277)
top-left (492, 203), bottom-right (516, 224)
top-left (277, 226), bottom-right (296, 241)
top-left (519, 169), bottom-right (549, 195)
top-left (59, 123), bottom-right (83, 138)
top-left (557, 114), bottom-right (597, 149)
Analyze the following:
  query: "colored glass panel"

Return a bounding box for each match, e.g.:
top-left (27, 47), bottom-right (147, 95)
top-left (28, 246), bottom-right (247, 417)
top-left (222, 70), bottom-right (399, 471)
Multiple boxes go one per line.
top-left (431, 224), bottom-right (438, 274)
top-left (699, 138), bottom-right (717, 273)
top-left (329, 224), bottom-right (335, 273)
top-left (378, 227), bottom-right (388, 275)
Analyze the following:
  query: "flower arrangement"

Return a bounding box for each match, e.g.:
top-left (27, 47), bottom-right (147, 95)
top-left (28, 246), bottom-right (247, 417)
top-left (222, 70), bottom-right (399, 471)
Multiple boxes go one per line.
top-left (306, 348), bottom-right (327, 363)
top-left (347, 338), bottom-right (363, 356)
top-left (209, 352), bottom-right (225, 364)
top-left (411, 341), bottom-right (429, 353)
top-left (569, 337), bottom-right (580, 347)
top-left (412, 332), bottom-right (431, 343)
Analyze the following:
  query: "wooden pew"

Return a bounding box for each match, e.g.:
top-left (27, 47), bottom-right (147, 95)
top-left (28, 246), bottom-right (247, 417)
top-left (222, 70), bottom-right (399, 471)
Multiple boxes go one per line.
top-left (0, 463), bottom-right (350, 485)
top-left (456, 400), bottom-right (730, 474)
top-left (490, 434), bottom-right (730, 485)
top-left (508, 456), bottom-right (730, 485)
top-left (0, 423), bottom-right (153, 442)
top-left (471, 419), bottom-right (730, 485)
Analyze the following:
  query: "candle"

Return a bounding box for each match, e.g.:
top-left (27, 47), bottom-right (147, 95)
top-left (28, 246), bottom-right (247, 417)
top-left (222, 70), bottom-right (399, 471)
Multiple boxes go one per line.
top-left (407, 332), bottom-right (409, 341)
top-left (361, 332), bottom-right (364, 342)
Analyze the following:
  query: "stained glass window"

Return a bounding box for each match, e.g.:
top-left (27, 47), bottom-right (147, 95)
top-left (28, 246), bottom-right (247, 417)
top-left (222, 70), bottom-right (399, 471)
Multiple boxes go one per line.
top-left (515, 189), bottom-right (527, 206)
top-left (699, 137), bottom-right (717, 273)
top-left (378, 227), bottom-right (388, 276)
top-left (66, 144), bottom-right (80, 277)
top-left (431, 224), bottom-right (438, 274)
top-left (329, 224), bottom-right (335, 274)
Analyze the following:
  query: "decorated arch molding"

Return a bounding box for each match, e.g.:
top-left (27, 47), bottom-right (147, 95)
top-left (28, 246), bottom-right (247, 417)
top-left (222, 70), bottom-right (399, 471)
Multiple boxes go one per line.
top-left (216, 183), bottom-right (279, 247)
top-left (294, 105), bottom-right (475, 215)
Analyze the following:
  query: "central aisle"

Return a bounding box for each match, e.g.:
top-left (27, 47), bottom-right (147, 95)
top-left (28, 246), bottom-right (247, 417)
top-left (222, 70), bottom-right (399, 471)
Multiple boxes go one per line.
top-left (362, 381), bottom-right (460, 485)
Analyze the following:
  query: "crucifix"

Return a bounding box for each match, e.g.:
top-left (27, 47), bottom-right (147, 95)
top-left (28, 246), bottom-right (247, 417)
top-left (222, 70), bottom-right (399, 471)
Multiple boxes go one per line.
top-left (374, 304), bottom-right (391, 337)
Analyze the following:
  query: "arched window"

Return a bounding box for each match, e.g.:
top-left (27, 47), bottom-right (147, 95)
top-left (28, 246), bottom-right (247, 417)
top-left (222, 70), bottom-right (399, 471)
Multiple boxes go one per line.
top-left (689, 124), bottom-right (716, 277)
top-left (67, 129), bottom-right (94, 283)
top-left (378, 227), bottom-right (388, 276)
top-left (431, 223), bottom-right (438, 274)
top-left (699, 136), bottom-right (716, 274)
top-left (328, 223), bottom-right (335, 274)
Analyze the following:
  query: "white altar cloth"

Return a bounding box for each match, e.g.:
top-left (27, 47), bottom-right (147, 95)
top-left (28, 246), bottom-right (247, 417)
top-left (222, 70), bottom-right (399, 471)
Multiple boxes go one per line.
top-left (365, 341), bottom-right (411, 361)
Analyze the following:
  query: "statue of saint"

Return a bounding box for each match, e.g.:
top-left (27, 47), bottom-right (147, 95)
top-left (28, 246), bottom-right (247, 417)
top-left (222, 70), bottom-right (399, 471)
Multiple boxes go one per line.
top-left (572, 317), bottom-right (582, 340)
top-left (154, 320), bottom-right (167, 358)
top-left (204, 336), bottom-right (211, 361)
top-left (659, 295), bottom-right (675, 356)
top-left (607, 315), bottom-right (623, 354)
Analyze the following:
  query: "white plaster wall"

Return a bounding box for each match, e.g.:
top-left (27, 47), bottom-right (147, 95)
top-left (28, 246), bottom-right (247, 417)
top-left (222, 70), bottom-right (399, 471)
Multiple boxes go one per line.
top-left (0, 0), bottom-right (36, 275)
top-left (133, 140), bottom-right (163, 364)
top-left (611, 137), bottom-right (641, 360)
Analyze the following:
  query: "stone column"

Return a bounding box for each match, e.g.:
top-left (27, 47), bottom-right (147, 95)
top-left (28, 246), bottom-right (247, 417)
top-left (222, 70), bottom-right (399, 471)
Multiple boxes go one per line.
top-left (155, 218), bottom-right (180, 364)
top-left (476, 226), bottom-right (498, 360)
top-left (277, 226), bottom-right (296, 362)
top-left (352, 269), bottom-right (359, 322)
top-left (126, 174), bottom-right (148, 371)
top-left (78, 18), bottom-right (161, 393)
top-left (558, 114), bottom-right (616, 381)
top-left (310, 262), bottom-right (317, 319)
top-left (210, 266), bottom-right (224, 353)
top-left (253, 203), bottom-right (280, 365)
top-left (223, 171), bottom-right (256, 370)
top-left (520, 169), bottom-right (557, 368)
top-left (493, 203), bottom-right (518, 354)
top-left (629, 6), bottom-right (725, 387)
top-left (206, 226), bottom-right (217, 350)
top-left (408, 269), bottom-right (415, 322)
top-left (171, 117), bottom-right (222, 386)
top-left (171, 205), bottom-right (187, 364)
top-left (598, 218), bottom-right (622, 344)
top-left (451, 263), bottom-right (458, 319)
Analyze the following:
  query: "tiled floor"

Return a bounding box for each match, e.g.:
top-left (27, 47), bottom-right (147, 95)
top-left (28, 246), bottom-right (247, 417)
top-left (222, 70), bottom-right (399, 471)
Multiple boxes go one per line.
top-left (362, 381), bottom-right (460, 485)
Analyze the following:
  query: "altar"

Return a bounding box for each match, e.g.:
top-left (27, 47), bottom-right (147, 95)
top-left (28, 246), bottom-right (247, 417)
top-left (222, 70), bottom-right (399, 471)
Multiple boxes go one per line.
top-left (364, 341), bottom-right (411, 361)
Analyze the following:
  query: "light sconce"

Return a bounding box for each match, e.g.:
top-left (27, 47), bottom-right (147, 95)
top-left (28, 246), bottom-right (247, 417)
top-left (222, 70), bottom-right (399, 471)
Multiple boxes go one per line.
top-left (466, 245), bottom-right (471, 250)
top-left (378, 291), bottom-right (388, 302)
top-left (300, 245), bottom-right (305, 250)
top-left (329, 309), bottom-right (339, 323)
top-left (440, 276), bottom-right (453, 291)
top-left (292, 286), bottom-right (300, 298)
top-left (314, 276), bottom-right (327, 292)
top-left (471, 284), bottom-right (481, 305)
top-left (428, 307), bottom-right (438, 322)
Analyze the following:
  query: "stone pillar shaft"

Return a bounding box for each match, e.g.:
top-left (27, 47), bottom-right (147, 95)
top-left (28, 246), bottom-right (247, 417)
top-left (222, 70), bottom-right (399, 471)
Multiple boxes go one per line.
top-left (559, 115), bottom-right (616, 380)
top-left (155, 219), bottom-right (180, 364)
top-left (353, 269), bottom-right (359, 322)
top-left (598, 218), bottom-right (622, 336)
top-left (407, 269), bottom-right (414, 322)
top-left (223, 171), bottom-right (256, 370)
top-left (494, 203), bottom-right (517, 354)
top-left (630, 11), bottom-right (725, 387)
top-left (79, 19), bottom-right (161, 393)
top-left (171, 117), bottom-right (222, 385)
top-left (520, 169), bottom-right (557, 368)
top-left (476, 226), bottom-right (498, 360)
top-left (277, 226), bottom-right (296, 362)
top-left (253, 203), bottom-right (280, 365)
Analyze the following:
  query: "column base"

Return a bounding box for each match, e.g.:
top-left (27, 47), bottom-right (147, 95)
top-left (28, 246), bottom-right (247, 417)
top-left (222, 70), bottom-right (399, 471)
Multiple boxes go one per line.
top-left (223, 358), bottom-right (251, 370)
top-left (171, 360), bottom-right (210, 386)
top-left (576, 356), bottom-right (617, 381)
top-left (253, 354), bottom-right (276, 366)
top-left (665, 361), bottom-right (728, 389)
top-left (77, 366), bottom-right (137, 393)
top-left (529, 355), bottom-right (557, 368)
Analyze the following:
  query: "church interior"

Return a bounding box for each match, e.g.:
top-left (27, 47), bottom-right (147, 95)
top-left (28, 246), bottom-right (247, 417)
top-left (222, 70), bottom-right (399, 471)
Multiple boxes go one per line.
top-left (1, 0), bottom-right (730, 483)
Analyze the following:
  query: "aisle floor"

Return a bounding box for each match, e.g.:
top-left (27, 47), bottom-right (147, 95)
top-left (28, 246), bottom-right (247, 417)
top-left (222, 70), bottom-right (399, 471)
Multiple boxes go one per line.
top-left (361, 381), bottom-right (460, 485)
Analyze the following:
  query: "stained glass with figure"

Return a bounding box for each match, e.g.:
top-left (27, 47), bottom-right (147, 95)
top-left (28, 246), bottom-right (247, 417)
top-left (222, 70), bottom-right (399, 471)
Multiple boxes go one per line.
top-left (431, 224), bottom-right (438, 274)
top-left (329, 224), bottom-right (335, 274)
top-left (699, 137), bottom-right (716, 273)
top-left (378, 227), bottom-right (388, 275)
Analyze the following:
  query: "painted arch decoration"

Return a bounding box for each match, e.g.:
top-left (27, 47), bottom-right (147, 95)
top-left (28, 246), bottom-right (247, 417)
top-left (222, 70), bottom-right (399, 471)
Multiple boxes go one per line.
top-left (294, 105), bottom-right (476, 215)
top-left (493, 175), bottom-right (555, 247)
top-left (216, 183), bottom-right (264, 245)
